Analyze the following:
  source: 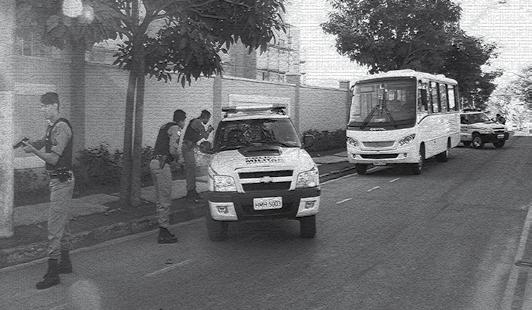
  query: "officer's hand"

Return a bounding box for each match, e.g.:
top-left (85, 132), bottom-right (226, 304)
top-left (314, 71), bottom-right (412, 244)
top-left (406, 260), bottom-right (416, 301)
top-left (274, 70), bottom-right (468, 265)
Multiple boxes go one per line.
top-left (22, 141), bottom-right (36, 154)
top-left (207, 125), bottom-right (215, 132)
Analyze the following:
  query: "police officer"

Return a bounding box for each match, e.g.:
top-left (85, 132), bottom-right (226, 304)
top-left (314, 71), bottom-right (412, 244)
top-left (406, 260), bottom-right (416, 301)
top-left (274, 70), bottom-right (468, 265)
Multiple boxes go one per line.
top-left (182, 110), bottom-right (214, 202)
top-left (22, 92), bottom-right (74, 289)
top-left (150, 109), bottom-right (187, 243)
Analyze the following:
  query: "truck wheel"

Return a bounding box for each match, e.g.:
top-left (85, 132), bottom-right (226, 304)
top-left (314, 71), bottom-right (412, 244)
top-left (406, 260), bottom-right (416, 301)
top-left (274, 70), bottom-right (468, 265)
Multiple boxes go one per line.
top-left (410, 146), bottom-right (424, 175)
top-left (299, 215), bottom-right (316, 238)
top-left (355, 164), bottom-right (368, 175)
top-left (493, 140), bottom-right (505, 148)
top-left (472, 134), bottom-right (484, 149)
top-left (205, 208), bottom-right (228, 241)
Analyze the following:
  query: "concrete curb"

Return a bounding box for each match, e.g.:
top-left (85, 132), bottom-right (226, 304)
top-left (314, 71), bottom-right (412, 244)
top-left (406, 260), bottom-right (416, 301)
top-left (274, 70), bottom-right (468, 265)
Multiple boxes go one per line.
top-left (0, 166), bottom-right (356, 270)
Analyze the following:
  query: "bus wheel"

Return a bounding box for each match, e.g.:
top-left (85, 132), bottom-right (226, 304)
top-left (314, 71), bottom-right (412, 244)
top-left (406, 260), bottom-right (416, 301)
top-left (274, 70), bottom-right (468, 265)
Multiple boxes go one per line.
top-left (494, 140), bottom-right (505, 148)
top-left (355, 164), bottom-right (368, 175)
top-left (411, 146), bottom-right (424, 175)
top-left (472, 134), bottom-right (484, 149)
top-left (205, 208), bottom-right (228, 241)
top-left (300, 215), bottom-right (316, 238)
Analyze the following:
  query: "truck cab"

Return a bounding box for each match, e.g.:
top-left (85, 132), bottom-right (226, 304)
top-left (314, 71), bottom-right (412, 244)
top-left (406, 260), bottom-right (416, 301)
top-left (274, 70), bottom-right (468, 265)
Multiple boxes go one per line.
top-left (204, 104), bottom-right (320, 241)
top-left (460, 110), bottom-right (509, 148)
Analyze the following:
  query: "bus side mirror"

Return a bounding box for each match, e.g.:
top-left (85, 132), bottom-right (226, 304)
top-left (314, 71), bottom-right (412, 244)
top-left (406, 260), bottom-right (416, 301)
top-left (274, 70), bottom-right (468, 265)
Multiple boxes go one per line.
top-left (302, 134), bottom-right (315, 148)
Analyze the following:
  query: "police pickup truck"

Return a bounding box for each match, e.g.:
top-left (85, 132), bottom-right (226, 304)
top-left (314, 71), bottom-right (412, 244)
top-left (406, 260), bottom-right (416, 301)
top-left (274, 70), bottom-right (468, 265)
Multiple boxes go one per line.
top-left (460, 110), bottom-right (509, 149)
top-left (203, 104), bottom-right (320, 241)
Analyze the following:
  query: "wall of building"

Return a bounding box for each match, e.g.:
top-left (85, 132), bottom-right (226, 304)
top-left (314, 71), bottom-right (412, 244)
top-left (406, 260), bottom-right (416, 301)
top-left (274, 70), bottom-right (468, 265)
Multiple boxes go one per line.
top-left (13, 59), bottom-right (349, 168)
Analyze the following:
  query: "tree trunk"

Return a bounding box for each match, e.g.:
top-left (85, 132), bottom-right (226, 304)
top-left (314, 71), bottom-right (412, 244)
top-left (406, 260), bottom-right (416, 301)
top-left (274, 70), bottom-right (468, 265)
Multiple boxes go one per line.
top-left (119, 65), bottom-right (137, 207)
top-left (130, 49), bottom-right (145, 207)
top-left (69, 41), bottom-right (86, 159)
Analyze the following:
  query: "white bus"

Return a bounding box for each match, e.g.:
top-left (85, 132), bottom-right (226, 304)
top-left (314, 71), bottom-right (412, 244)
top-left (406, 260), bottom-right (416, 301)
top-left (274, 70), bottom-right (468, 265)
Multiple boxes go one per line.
top-left (346, 69), bottom-right (460, 175)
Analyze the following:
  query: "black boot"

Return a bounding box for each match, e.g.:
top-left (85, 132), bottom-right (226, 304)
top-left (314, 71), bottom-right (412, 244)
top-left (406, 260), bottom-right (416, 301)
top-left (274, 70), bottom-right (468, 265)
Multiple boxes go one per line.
top-left (36, 259), bottom-right (60, 290)
top-left (58, 250), bottom-right (72, 274)
top-left (158, 227), bottom-right (178, 244)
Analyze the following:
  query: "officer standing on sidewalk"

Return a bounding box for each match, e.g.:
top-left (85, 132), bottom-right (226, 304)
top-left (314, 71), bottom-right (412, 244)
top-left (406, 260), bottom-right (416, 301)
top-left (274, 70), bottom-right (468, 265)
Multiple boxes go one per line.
top-left (22, 92), bottom-right (74, 290)
top-left (150, 109), bottom-right (187, 244)
top-left (182, 110), bottom-right (214, 202)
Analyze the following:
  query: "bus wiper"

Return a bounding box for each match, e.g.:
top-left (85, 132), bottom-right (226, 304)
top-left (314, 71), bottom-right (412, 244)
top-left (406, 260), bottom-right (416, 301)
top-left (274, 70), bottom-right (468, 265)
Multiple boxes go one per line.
top-left (361, 104), bottom-right (381, 130)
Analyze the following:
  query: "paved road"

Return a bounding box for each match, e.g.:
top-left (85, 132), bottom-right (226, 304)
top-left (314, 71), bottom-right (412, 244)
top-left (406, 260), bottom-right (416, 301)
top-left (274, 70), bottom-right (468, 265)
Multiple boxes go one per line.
top-left (2, 137), bottom-right (532, 310)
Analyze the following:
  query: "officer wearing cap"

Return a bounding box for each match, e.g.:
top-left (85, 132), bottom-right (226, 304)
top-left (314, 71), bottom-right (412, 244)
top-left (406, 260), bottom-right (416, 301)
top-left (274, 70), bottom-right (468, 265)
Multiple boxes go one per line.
top-left (150, 109), bottom-right (187, 243)
top-left (22, 92), bottom-right (74, 289)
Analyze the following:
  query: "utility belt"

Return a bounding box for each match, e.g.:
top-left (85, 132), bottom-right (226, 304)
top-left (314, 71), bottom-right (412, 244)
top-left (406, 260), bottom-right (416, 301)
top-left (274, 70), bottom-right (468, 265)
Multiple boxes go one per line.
top-left (152, 154), bottom-right (173, 162)
top-left (47, 168), bottom-right (73, 182)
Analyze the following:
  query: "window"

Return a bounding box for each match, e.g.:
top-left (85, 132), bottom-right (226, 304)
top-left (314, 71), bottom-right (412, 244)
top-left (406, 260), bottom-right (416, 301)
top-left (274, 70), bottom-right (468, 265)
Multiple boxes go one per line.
top-left (448, 86), bottom-right (456, 111)
top-left (430, 81), bottom-right (440, 113)
top-left (439, 84), bottom-right (448, 112)
top-left (418, 82), bottom-right (429, 113)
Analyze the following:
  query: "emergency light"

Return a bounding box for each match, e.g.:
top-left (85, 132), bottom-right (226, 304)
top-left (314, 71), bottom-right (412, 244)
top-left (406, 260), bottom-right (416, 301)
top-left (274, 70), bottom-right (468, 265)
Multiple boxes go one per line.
top-left (222, 103), bottom-right (288, 118)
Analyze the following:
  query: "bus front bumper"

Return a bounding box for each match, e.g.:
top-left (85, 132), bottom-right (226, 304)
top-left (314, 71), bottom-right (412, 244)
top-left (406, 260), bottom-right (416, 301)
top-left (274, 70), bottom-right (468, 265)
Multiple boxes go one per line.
top-left (347, 146), bottom-right (419, 165)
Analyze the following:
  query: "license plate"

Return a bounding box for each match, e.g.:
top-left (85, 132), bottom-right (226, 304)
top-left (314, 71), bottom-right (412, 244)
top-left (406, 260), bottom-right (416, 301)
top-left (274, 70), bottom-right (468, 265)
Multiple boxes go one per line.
top-left (373, 161), bottom-right (386, 166)
top-left (497, 134), bottom-right (504, 139)
top-left (253, 197), bottom-right (282, 210)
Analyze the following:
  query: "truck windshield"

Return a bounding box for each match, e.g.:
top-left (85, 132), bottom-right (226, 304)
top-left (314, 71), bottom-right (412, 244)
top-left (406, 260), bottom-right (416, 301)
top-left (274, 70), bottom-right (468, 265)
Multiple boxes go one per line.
top-left (213, 118), bottom-right (301, 151)
top-left (348, 78), bottom-right (417, 130)
top-left (467, 113), bottom-right (492, 123)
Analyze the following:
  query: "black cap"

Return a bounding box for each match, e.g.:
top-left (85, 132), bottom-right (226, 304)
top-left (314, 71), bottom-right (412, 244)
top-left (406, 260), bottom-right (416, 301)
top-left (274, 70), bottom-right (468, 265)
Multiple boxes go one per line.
top-left (173, 109), bottom-right (186, 122)
top-left (41, 92), bottom-right (59, 105)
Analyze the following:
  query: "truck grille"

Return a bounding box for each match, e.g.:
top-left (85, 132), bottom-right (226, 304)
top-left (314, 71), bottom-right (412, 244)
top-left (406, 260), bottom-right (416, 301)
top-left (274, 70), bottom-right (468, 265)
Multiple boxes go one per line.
top-left (242, 182), bottom-right (291, 191)
top-left (239, 170), bottom-right (293, 178)
top-left (238, 170), bottom-right (293, 192)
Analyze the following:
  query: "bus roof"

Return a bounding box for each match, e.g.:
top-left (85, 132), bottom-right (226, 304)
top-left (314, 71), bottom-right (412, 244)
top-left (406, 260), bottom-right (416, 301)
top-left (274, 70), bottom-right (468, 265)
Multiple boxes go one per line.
top-left (354, 69), bottom-right (458, 85)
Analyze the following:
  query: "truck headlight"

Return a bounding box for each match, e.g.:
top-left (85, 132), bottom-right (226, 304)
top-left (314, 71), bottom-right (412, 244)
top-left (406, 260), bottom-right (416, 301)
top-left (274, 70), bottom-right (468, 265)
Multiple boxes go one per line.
top-left (347, 137), bottom-right (359, 147)
top-left (296, 166), bottom-right (319, 188)
top-left (213, 175), bottom-right (236, 192)
top-left (398, 134), bottom-right (415, 147)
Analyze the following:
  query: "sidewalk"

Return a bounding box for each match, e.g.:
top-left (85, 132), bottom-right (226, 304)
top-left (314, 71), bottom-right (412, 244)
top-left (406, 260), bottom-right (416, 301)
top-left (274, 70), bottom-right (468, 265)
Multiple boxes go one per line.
top-left (0, 151), bottom-right (354, 270)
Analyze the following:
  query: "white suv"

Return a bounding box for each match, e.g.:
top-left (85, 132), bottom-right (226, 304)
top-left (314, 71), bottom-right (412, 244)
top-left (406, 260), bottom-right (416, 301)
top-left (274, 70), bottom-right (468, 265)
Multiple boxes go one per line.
top-left (203, 104), bottom-right (320, 241)
top-left (460, 110), bottom-right (509, 148)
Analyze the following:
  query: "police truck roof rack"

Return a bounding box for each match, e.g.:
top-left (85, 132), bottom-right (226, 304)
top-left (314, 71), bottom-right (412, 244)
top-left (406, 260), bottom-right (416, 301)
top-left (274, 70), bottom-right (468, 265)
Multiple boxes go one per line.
top-left (222, 103), bottom-right (288, 118)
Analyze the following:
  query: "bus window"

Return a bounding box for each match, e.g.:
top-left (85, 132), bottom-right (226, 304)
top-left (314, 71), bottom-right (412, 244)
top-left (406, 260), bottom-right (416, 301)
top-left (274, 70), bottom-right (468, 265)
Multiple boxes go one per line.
top-left (430, 81), bottom-right (440, 113)
top-left (439, 84), bottom-right (448, 112)
top-left (418, 82), bottom-right (429, 112)
top-left (448, 86), bottom-right (456, 111)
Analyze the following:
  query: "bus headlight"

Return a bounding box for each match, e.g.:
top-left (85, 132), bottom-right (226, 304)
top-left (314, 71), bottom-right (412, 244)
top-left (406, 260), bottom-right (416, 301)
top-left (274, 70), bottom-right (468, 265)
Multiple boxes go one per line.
top-left (296, 166), bottom-right (319, 188)
top-left (347, 137), bottom-right (359, 147)
top-left (398, 134), bottom-right (416, 147)
top-left (213, 175), bottom-right (236, 192)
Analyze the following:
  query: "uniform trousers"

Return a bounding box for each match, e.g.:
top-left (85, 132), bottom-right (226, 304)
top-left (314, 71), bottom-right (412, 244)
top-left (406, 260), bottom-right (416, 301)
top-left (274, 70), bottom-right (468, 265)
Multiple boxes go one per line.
top-left (149, 159), bottom-right (172, 228)
top-left (48, 176), bottom-right (74, 259)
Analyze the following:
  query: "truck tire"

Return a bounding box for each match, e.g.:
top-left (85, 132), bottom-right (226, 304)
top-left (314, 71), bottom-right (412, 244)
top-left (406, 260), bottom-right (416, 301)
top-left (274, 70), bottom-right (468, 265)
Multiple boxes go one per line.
top-left (355, 164), bottom-right (368, 175)
top-left (493, 140), bottom-right (505, 148)
top-left (300, 215), bottom-right (316, 238)
top-left (472, 134), bottom-right (484, 149)
top-left (205, 208), bottom-right (228, 241)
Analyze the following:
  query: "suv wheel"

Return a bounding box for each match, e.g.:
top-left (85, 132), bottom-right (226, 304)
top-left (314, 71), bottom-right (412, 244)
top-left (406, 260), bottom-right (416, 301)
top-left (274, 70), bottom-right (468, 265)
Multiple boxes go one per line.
top-left (355, 164), bottom-right (368, 175)
top-left (472, 134), bottom-right (484, 149)
top-left (300, 215), bottom-right (316, 238)
top-left (205, 208), bottom-right (228, 241)
top-left (494, 140), bottom-right (505, 148)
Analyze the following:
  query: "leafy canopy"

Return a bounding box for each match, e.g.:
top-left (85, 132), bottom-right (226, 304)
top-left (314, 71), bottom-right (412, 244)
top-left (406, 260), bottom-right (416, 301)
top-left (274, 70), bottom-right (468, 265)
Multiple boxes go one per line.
top-left (17, 0), bottom-right (287, 86)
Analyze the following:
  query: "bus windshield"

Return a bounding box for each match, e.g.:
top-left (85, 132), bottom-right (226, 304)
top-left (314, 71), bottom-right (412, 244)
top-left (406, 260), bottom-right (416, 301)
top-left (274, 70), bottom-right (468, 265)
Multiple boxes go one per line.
top-left (348, 78), bottom-right (417, 130)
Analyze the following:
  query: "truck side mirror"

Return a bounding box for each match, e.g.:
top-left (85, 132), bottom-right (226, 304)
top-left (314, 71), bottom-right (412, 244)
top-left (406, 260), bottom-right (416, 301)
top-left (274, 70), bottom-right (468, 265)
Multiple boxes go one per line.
top-left (302, 134), bottom-right (315, 148)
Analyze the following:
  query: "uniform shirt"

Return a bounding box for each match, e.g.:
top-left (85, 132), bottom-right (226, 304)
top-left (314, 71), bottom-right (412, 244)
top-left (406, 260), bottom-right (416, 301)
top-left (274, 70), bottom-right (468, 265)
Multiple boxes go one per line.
top-left (168, 124), bottom-right (183, 159)
top-left (32, 120), bottom-right (72, 157)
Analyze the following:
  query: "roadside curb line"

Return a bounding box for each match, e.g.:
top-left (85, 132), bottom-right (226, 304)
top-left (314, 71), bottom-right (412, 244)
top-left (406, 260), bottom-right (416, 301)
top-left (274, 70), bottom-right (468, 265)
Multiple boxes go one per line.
top-left (501, 204), bottom-right (532, 310)
top-left (0, 165), bottom-right (357, 271)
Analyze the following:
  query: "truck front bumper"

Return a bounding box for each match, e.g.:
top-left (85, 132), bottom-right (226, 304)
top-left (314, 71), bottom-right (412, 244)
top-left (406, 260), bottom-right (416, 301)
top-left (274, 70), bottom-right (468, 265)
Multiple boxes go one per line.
top-left (204, 187), bottom-right (321, 221)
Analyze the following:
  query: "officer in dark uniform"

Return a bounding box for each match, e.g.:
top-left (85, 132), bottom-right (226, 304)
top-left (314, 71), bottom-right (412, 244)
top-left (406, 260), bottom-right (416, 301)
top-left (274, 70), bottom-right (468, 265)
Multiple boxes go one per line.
top-left (22, 92), bottom-right (74, 289)
top-left (150, 109), bottom-right (187, 243)
top-left (182, 110), bottom-right (214, 201)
